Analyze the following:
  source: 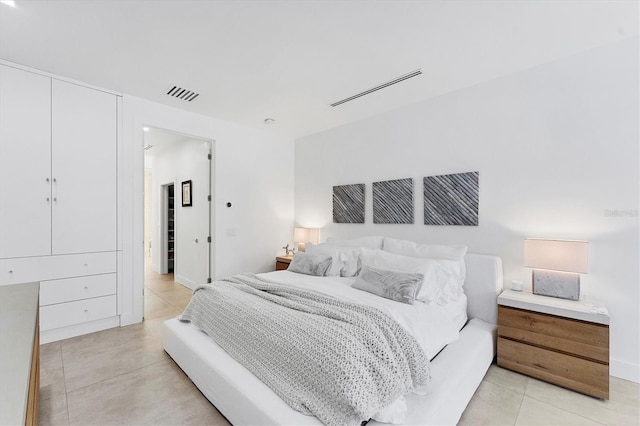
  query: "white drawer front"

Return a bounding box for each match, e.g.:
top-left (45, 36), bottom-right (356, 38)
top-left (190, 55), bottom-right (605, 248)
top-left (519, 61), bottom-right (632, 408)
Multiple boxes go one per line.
top-left (40, 274), bottom-right (116, 306)
top-left (40, 294), bottom-right (117, 331)
top-left (0, 252), bottom-right (116, 285)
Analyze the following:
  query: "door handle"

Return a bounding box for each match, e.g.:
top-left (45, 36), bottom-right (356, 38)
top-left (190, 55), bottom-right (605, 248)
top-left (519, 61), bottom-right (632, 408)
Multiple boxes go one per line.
top-left (193, 238), bottom-right (199, 244)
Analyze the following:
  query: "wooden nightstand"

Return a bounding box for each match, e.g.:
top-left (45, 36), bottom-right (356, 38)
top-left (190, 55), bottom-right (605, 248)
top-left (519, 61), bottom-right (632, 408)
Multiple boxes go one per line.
top-left (275, 255), bottom-right (293, 271)
top-left (497, 290), bottom-right (609, 399)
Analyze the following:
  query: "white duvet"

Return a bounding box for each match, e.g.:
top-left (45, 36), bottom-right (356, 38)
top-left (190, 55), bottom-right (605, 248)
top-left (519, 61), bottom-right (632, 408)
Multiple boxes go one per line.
top-left (260, 270), bottom-right (467, 360)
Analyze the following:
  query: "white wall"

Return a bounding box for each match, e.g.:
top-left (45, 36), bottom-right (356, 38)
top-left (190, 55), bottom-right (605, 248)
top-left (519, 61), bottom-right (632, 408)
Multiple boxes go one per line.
top-left (149, 137), bottom-right (211, 288)
top-left (120, 95), bottom-right (295, 325)
top-left (295, 37), bottom-right (639, 382)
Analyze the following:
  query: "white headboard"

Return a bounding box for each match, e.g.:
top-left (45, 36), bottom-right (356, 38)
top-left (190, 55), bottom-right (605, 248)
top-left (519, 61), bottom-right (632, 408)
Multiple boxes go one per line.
top-left (463, 254), bottom-right (504, 325)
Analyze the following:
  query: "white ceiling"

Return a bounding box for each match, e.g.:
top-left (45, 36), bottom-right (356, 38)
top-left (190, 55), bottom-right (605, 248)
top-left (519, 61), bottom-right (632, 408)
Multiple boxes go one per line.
top-left (1, 0), bottom-right (637, 139)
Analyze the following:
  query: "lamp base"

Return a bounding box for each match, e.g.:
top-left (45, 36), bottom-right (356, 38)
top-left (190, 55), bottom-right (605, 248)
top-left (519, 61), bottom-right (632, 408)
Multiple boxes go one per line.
top-left (532, 270), bottom-right (580, 301)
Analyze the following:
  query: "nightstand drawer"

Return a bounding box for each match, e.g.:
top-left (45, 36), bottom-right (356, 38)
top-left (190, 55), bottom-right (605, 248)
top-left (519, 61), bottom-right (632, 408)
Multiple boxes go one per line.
top-left (498, 337), bottom-right (609, 399)
top-left (275, 255), bottom-right (293, 271)
top-left (498, 306), bottom-right (608, 363)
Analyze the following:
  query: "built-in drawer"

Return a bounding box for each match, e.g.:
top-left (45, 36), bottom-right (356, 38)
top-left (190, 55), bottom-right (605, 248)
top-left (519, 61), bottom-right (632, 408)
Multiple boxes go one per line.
top-left (39, 295), bottom-right (116, 331)
top-left (497, 306), bottom-right (609, 363)
top-left (40, 274), bottom-right (116, 306)
top-left (0, 252), bottom-right (116, 286)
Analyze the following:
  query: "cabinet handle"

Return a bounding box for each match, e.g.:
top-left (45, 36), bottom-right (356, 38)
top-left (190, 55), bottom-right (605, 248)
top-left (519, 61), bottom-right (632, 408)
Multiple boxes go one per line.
top-left (53, 178), bottom-right (58, 204)
top-left (84, 309), bottom-right (88, 313)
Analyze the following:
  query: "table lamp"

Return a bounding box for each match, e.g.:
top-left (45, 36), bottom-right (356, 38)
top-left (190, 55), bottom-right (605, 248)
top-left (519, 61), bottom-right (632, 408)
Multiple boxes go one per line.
top-left (524, 238), bottom-right (588, 301)
top-left (293, 227), bottom-right (319, 252)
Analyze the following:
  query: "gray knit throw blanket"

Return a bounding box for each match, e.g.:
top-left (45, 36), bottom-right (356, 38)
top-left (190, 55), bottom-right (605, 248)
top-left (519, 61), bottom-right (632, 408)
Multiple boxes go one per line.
top-left (179, 273), bottom-right (430, 426)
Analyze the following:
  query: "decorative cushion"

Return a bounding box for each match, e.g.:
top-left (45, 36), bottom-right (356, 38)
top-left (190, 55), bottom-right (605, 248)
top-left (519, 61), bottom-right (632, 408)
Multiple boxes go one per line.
top-left (304, 243), bottom-right (361, 277)
top-left (287, 252), bottom-right (332, 277)
top-left (352, 265), bottom-right (424, 305)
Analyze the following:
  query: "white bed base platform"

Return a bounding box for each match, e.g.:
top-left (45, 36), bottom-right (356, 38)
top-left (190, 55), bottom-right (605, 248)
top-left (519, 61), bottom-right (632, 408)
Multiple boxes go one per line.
top-left (162, 253), bottom-right (503, 426)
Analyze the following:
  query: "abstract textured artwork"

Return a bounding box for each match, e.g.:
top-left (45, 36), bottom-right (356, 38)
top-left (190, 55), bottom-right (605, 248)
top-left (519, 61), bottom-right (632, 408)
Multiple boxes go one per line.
top-left (423, 171), bottom-right (479, 226)
top-left (373, 178), bottom-right (414, 224)
top-left (333, 184), bottom-right (365, 223)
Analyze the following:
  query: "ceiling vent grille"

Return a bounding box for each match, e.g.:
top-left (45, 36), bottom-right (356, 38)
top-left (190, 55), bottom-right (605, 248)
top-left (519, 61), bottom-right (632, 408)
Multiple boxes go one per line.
top-left (166, 86), bottom-right (200, 102)
top-left (330, 69), bottom-right (423, 107)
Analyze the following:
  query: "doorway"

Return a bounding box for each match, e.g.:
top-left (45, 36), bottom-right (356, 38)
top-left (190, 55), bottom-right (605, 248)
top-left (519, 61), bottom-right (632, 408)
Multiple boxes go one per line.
top-left (143, 127), bottom-right (212, 319)
top-left (161, 182), bottom-right (175, 274)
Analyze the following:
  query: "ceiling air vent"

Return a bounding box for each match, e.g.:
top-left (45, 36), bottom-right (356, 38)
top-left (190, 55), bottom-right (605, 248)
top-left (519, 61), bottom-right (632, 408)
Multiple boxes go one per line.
top-left (166, 86), bottom-right (200, 102)
top-left (330, 69), bottom-right (423, 107)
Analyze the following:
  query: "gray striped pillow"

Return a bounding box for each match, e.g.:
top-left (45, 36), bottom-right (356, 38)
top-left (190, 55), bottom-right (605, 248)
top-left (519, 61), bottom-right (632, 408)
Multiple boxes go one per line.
top-left (352, 265), bottom-right (424, 305)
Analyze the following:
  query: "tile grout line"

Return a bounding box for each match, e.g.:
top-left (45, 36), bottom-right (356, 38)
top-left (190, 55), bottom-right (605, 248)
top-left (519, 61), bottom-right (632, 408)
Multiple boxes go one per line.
top-left (59, 342), bottom-right (71, 425)
top-left (522, 378), bottom-right (609, 426)
top-left (63, 358), bottom-right (170, 397)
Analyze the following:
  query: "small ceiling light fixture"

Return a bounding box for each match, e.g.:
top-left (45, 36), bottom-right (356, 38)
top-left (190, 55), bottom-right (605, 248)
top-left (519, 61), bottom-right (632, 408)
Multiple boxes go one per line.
top-left (264, 118), bottom-right (276, 124)
top-left (143, 127), bottom-right (150, 132)
top-left (0, 0), bottom-right (16, 7)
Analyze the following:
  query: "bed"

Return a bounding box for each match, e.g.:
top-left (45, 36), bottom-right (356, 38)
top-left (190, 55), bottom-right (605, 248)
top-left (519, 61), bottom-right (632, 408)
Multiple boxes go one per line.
top-left (162, 238), bottom-right (503, 426)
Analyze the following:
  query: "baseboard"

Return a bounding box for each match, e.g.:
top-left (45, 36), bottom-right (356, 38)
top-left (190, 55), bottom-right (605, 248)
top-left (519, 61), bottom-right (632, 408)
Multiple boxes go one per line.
top-left (175, 274), bottom-right (197, 290)
top-left (40, 316), bottom-right (120, 344)
top-left (611, 358), bottom-right (640, 383)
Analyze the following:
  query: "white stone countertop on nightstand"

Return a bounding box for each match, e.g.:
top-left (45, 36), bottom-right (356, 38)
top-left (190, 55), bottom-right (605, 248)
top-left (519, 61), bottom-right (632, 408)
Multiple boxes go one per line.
top-left (498, 289), bottom-right (609, 325)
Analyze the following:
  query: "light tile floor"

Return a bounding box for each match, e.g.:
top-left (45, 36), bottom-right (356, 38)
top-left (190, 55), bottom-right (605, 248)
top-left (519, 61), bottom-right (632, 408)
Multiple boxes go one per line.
top-left (39, 267), bottom-right (639, 425)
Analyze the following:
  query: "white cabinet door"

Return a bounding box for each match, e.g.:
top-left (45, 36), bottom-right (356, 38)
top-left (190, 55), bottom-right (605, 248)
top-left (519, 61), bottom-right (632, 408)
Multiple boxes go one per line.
top-left (51, 80), bottom-right (116, 255)
top-left (0, 65), bottom-right (52, 258)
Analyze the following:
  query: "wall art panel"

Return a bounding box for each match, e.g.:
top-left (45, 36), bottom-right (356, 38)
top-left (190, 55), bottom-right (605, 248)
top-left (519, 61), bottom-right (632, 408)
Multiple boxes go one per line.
top-left (333, 184), bottom-right (365, 223)
top-left (373, 178), bottom-right (414, 224)
top-left (423, 171), bottom-right (479, 226)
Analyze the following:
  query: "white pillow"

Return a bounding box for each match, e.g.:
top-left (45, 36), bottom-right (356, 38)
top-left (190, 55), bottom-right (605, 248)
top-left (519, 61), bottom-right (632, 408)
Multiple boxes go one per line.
top-left (305, 243), bottom-right (360, 277)
top-left (383, 237), bottom-right (467, 260)
top-left (325, 235), bottom-right (384, 250)
top-left (304, 243), bottom-right (342, 276)
top-left (382, 237), bottom-right (467, 303)
top-left (362, 250), bottom-right (448, 305)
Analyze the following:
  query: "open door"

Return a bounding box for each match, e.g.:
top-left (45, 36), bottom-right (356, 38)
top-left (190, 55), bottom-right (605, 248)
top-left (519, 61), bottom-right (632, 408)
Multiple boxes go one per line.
top-left (144, 128), bottom-right (212, 289)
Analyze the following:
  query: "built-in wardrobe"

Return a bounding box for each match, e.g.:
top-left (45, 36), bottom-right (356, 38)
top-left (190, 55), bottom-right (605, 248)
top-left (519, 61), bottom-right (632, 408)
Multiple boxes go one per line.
top-left (0, 62), bottom-right (121, 343)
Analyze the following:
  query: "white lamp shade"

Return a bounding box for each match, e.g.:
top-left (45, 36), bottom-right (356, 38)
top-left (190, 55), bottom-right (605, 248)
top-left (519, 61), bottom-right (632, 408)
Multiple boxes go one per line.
top-left (293, 227), bottom-right (319, 244)
top-left (524, 238), bottom-right (588, 274)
